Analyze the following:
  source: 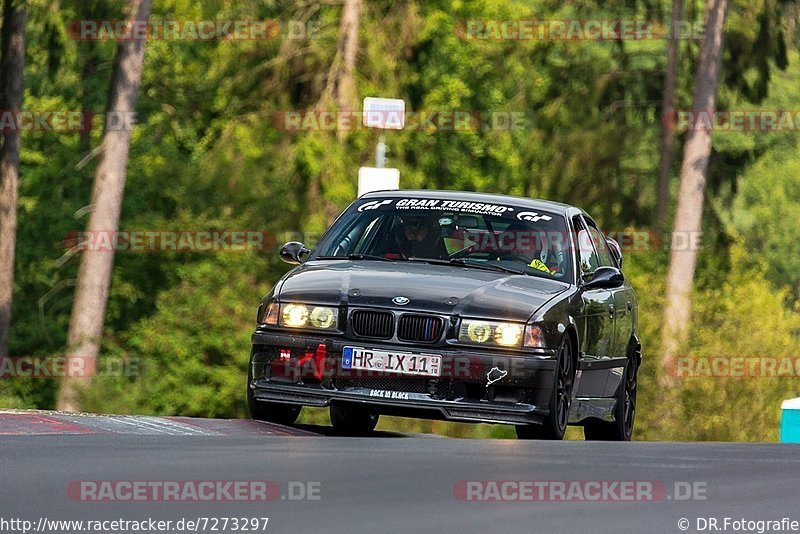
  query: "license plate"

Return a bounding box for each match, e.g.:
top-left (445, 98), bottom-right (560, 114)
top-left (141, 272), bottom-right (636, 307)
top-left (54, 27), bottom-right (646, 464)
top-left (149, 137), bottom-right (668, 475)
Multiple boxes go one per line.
top-left (342, 347), bottom-right (442, 377)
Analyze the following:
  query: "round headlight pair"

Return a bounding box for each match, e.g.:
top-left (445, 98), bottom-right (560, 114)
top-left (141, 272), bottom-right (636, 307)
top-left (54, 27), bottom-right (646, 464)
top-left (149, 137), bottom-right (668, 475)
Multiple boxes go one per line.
top-left (461, 320), bottom-right (523, 347)
top-left (280, 304), bottom-right (337, 329)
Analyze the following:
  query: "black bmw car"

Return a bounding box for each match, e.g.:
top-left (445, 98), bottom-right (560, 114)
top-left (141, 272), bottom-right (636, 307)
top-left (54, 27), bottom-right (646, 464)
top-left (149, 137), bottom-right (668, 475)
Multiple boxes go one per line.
top-left (248, 190), bottom-right (640, 440)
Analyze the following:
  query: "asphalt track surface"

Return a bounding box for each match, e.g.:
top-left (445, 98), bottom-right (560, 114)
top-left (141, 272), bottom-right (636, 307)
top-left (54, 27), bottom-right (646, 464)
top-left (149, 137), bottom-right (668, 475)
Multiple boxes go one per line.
top-left (2, 411), bottom-right (800, 534)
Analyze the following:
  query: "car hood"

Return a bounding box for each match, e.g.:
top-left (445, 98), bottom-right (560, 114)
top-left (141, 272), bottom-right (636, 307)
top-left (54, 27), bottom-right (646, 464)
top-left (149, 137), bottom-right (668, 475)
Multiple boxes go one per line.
top-left (276, 260), bottom-right (569, 322)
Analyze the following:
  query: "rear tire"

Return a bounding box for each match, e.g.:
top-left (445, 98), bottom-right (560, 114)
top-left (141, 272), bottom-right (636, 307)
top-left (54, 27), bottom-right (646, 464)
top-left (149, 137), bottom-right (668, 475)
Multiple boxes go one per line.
top-left (584, 353), bottom-right (638, 441)
top-left (516, 338), bottom-right (574, 440)
top-left (330, 404), bottom-right (379, 436)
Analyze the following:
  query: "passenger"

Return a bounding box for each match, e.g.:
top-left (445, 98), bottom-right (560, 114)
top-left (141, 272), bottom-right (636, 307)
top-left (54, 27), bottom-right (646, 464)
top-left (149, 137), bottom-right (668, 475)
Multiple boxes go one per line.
top-left (395, 214), bottom-right (448, 260)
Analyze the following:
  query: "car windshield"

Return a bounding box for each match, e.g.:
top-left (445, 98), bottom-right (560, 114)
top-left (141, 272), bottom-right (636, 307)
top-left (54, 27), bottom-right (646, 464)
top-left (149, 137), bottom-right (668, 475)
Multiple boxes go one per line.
top-left (312, 197), bottom-right (572, 281)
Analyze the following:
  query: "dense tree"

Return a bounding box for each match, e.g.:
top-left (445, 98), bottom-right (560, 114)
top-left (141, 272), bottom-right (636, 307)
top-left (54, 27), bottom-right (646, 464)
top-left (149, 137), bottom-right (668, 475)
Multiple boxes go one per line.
top-left (656, 0), bottom-right (683, 225)
top-left (661, 0), bottom-right (729, 386)
top-left (0, 0), bottom-right (27, 360)
top-left (57, 0), bottom-right (152, 411)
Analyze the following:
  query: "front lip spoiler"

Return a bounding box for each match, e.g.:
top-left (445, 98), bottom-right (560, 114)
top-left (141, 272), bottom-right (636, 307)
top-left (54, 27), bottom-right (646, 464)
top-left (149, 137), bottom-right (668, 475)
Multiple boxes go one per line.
top-left (250, 382), bottom-right (547, 425)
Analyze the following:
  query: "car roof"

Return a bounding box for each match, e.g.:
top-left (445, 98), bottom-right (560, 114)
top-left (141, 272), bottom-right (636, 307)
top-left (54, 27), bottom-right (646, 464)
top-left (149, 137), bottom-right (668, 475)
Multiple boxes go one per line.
top-left (360, 189), bottom-right (578, 216)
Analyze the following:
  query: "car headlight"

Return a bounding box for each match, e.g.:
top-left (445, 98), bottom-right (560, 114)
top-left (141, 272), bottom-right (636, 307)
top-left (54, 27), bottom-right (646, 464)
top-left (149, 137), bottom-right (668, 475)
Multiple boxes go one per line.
top-left (278, 303), bottom-right (338, 330)
top-left (310, 306), bottom-right (336, 328)
top-left (466, 321), bottom-right (492, 343)
top-left (281, 304), bottom-right (309, 327)
top-left (459, 320), bottom-right (524, 347)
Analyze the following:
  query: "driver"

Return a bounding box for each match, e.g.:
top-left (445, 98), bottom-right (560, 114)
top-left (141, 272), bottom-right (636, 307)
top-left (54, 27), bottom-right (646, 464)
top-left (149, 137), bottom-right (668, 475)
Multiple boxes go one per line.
top-left (497, 224), bottom-right (563, 276)
top-left (395, 214), bottom-right (448, 259)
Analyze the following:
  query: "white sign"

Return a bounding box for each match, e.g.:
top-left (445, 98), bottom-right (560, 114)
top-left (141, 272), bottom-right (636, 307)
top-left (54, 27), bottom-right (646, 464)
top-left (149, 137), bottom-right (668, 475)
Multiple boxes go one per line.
top-left (362, 97), bottom-right (405, 130)
top-left (358, 167), bottom-right (400, 196)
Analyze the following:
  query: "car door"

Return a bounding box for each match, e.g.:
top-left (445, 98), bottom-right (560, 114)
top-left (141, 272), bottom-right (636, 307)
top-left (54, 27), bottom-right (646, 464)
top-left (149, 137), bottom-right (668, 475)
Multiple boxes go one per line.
top-left (573, 216), bottom-right (615, 361)
top-left (584, 218), bottom-right (630, 360)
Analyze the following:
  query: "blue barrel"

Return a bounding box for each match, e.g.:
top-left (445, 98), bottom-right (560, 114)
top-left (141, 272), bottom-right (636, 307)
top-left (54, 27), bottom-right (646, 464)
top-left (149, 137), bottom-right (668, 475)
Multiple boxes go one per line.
top-left (780, 398), bottom-right (800, 443)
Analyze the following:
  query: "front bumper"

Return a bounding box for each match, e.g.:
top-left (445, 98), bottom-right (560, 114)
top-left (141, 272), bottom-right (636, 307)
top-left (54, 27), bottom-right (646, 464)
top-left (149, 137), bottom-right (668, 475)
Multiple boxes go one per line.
top-left (249, 329), bottom-right (558, 425)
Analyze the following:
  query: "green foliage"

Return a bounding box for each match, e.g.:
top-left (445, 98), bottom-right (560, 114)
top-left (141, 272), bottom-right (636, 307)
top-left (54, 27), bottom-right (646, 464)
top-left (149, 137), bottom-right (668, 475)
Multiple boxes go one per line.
top-left (620, 244), bottom-right (800, 442)
top-left (729, 142), bottom-right (800, 298)
top-left (673, 245), bottom-right (800, 441)
top-left (81, 254), bottom-right (269, 417)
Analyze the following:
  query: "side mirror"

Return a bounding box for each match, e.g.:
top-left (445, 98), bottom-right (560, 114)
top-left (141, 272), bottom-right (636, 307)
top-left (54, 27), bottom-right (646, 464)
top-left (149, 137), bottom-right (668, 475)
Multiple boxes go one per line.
top-left (605, 236), bottom-right (623, 268)
top-left (583, 266), bottom-right (624, 289)
top-left (279, 241), bottom-right (309, 265)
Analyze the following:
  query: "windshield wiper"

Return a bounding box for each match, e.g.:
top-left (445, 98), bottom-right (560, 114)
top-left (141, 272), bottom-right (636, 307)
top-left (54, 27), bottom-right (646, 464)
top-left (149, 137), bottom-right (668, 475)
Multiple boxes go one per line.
top-left (406, 257), bottom-right (526, 275)
top-left (316, 254), bottom-right (398, 262)
top-left (318, 255), bottom-right (526, 274)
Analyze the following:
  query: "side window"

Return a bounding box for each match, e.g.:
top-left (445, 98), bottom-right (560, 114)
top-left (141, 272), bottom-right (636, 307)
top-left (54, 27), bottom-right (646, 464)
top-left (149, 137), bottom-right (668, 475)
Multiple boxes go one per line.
top-left (585, 222), bottom-right (615, 268)
top-left (352, 216), bottom-right (382, 254)
top-left (332, 215), bottom-right (378, 256)
top-left (573, 216), bottom-right (599, 276)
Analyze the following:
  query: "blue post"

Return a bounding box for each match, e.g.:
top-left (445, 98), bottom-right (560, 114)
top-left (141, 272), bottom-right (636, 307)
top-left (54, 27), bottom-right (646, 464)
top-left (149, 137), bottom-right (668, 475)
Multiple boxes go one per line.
top-left (780, 398), bottom-right (800, 443)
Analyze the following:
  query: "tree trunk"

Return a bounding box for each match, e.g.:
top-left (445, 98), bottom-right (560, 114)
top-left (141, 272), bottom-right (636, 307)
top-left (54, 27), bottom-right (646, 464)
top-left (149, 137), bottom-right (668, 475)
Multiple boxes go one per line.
top-left (655, 0), bottom-right (683, 225)
top-left (660, 0), bottom-right (728, 386)
top-left (57, 0), bottom-right (152, 411)
top-left (79, 40), bottom-right (98, 153)
top-left (321, 0), bottom-right (360, 141)
top-left (335, 0), bottom-right (359, 111)
top-left (0, 0), bottom-right (27, 360)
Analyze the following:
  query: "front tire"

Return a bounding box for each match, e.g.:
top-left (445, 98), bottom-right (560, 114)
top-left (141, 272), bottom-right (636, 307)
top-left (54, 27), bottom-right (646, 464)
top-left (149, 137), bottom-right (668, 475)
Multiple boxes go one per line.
top-left (247, 362), bottom-right (301, 425)
top-left (330, 404), bottom-right (379, 436)
top-left (516, 338), bottom-right (574, 440)
top-left (247, 388), bottom-right (301, 425)
top-left (584, 353), bottom-right (638, 441)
